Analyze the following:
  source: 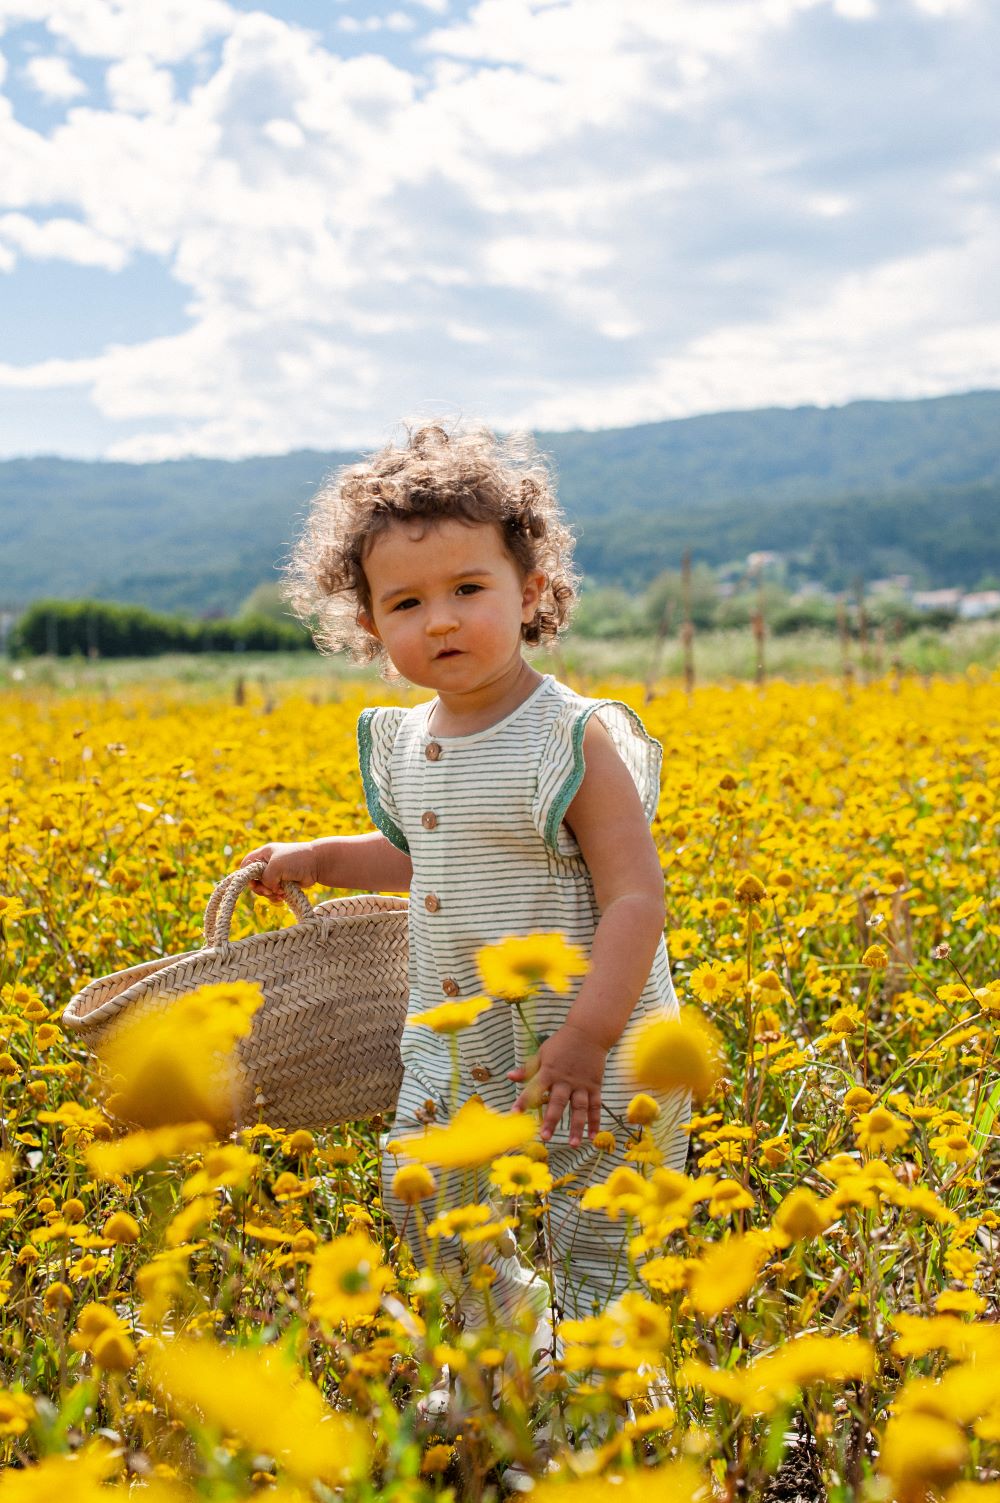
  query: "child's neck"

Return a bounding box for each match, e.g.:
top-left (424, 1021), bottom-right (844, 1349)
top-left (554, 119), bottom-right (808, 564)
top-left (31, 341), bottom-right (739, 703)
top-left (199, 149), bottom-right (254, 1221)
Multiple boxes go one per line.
top-left (426, 658), bottom-right (544, 737)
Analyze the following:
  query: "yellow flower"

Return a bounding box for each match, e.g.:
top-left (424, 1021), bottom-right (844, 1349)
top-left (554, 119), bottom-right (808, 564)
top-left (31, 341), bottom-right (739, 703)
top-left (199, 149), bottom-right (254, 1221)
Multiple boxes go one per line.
top-left (632, 1010), bottom-right (723, 1100)
top-left (879, 1413), bottom-right (968, 1499)
top-left (581, 1166), bottom-right (650, 1219)
top-left (397, 1098), bottom-right (536, 1168)
top-left (592, 1130), bottom-right (617, 1152)
top-left (531, 1460), bottom-right (704, 1503)
top-left (930, 1130), bottom-right (976, 1164)
top-left (407, 995), bottom-right (492, 1033)
top-left (862, 943), bottom-right (889, 969)
top-left (148, 1337), bottom-right (370, 1483)
top-left (489, 1154), bottom-right (553, 1196)
top-left (183, 1143), bottom-right (259, 1198)
top-left (734, 872), bottom-right (767, 905)
top-left (827, 1005), bottom-right (862, 1036)
top-left (285, 1130), bottom-right (315, 1156)
top-left (626, 1092), bottom-right (661, 1126)
top-left (639, 1255), bottom-right (692, 1295)
top-left (854, 1105), bottom-right (911, 1154)
top-left (688, 961), bottom-right (735, 1004)
top-left (92, 1327), bottom-right (137, 1371)
top-left (0, 1388), bottom-right (35, 1437)
top-left (307, 1230), bottom-right (393, 1327)
top-left (773, 1187), bottom-right (833, 1242)
top-left (420, 1443), bottom-right (454, 1476)
top-left (35, 1023), bottom-right (61, 1049)
top-left (476, 932), bottom-right (588, 999)
top-left (707, 1179), bottom-right (755, 1218)
top-left (391, 1164), bottom-right (437, 1204)
top-left (688, 1233), bottom-right (770, 1318)
top-left (43, 1282), bottom-right (73, 1315)
top-left (101, 1211), bottom-right (140, 1244)
top-left (97, 980), bottom-right (264, 1134)
top-left (87, 1121), bottom-right (215, 1179)
top-left (842, 1086), bottom-right (874, 1113)
top-left (935, 1289), bottom-right (988, 1316)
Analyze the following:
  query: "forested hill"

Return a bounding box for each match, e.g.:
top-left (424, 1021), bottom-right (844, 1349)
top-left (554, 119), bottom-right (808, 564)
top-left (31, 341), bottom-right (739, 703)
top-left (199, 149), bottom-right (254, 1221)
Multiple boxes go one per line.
top-left (3, 390), bottom-right (999, 613)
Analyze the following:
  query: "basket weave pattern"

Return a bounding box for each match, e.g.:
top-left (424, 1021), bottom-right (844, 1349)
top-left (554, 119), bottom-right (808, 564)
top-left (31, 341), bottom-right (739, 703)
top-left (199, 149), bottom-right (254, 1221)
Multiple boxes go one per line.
top-left (62, 863), bottom-right (409, 1131)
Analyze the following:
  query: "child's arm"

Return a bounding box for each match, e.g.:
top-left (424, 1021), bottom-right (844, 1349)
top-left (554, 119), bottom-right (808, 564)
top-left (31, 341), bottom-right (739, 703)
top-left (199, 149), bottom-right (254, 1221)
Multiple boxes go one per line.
top-left (240, 833), bottom-right (412, 899)
top-left (509, 717), bottom-right (665, 1148)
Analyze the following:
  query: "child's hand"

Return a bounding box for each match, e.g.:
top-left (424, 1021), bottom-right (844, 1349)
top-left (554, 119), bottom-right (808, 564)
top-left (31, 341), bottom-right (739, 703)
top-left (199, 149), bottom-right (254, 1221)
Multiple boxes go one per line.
top-left (239, 842), bottom-right (319, 902)
top-left (508, 1022), bottom-right (609, 1148)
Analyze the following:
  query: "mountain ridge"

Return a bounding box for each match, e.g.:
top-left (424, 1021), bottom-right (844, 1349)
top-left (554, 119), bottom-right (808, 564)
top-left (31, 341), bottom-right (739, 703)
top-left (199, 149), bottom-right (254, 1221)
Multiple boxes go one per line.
top-left (3, 389), bottom-right (998, 612)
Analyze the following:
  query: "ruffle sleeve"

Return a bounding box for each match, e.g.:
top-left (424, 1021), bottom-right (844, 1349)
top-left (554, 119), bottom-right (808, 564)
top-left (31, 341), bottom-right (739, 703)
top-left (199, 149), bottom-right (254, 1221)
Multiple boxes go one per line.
top-left (357, 707), bottom-right (410, 855)
top-left (531, 698), bottom-right (662, 857)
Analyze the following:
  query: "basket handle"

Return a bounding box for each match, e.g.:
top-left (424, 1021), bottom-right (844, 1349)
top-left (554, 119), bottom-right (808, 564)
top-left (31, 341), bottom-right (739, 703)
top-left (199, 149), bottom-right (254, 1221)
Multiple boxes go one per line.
top-left (204, 861), bottom-right (314, 947)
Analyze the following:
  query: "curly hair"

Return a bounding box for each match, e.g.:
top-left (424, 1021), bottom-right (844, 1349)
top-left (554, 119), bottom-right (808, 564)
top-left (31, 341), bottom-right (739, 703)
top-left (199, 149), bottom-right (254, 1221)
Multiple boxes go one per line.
top-left (284, 422), bottom-right (578, 666)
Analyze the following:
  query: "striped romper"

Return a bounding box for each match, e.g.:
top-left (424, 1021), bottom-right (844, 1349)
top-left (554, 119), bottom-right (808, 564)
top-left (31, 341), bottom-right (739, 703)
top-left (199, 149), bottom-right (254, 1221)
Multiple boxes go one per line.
top-left (358, 673), bottom-right (688, 1323)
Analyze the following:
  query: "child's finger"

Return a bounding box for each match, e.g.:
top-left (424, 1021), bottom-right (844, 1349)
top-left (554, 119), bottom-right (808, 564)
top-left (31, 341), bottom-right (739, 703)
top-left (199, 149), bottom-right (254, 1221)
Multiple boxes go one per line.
top-left (587, 1096), bottom-right (602, 1140)
top-left (567, 1089), bottom-right (589, 1148)
top-left (540, 1084), bottom-right (571, 1141)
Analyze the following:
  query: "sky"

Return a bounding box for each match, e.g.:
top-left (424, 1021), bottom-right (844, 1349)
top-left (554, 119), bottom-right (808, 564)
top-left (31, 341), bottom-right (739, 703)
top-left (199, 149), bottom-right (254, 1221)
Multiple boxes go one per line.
top-left (0, 0), bottom-right (997, 460)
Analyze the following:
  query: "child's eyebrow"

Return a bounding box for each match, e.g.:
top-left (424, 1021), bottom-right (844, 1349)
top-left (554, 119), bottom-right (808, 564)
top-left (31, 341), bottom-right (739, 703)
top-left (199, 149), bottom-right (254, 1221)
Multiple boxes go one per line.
top-left (378, 568), bottom-right (496, 604)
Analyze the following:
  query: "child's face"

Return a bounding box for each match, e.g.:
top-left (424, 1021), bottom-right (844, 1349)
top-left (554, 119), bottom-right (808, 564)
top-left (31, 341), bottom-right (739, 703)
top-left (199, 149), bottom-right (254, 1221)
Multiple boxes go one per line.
top-left (359, 519), bottom-right (545, 696)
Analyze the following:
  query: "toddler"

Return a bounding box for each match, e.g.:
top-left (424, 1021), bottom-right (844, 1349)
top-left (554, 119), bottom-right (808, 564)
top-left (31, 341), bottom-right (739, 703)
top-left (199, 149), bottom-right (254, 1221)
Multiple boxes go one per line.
top-left (241, 423), bottom-right (687, 1339)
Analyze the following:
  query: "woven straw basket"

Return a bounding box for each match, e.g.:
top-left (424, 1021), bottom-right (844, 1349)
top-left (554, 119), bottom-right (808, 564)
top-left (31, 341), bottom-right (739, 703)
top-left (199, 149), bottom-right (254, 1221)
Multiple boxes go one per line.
top-left (62, 862), bottom-right (409, 1131)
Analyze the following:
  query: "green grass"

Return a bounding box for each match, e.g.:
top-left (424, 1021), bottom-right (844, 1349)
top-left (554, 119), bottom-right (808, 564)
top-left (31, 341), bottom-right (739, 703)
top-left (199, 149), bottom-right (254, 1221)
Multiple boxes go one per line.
top-left (3, 618), bottom-right (999, 697)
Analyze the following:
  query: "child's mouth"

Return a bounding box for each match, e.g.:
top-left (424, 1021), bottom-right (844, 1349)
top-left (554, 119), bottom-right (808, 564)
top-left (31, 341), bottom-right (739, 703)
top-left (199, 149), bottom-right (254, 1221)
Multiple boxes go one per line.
top-left (435, 649), bottom-right (462, 659)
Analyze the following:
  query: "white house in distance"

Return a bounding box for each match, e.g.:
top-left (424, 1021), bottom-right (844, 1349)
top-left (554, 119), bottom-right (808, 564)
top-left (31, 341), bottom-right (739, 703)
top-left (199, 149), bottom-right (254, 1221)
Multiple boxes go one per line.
top-left (958, 591), bottom-right (1000, 620)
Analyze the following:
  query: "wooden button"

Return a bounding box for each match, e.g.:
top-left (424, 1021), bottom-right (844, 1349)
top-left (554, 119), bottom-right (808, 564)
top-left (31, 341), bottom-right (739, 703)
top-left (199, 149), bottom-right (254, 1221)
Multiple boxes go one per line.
top-left (424, 893), bottom-right (440, 913)
top-left (425, 741), bottom-right (442, 761)
top-left (442, 977), bottom-right (460, 996)
top-left (421, 810), bottom-right (438, 830)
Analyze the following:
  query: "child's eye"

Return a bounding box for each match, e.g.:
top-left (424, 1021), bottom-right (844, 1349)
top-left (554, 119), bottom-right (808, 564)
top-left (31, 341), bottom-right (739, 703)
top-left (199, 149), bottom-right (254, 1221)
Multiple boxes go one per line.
top-left (392, 597), bottom-right (420, 612)
top-left (456, 583), bottom-right (483, 596)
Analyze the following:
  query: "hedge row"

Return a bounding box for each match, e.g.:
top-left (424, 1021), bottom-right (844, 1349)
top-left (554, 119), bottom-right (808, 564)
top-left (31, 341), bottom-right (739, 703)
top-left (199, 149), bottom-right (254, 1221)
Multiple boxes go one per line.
top-left (10, 600), bottom-right (313, 658)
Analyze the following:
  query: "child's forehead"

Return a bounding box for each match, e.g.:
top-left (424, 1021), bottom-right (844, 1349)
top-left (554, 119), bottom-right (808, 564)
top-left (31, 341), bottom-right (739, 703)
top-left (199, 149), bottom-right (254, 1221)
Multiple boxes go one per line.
top-left (363, 516), bottom-right (511, 573)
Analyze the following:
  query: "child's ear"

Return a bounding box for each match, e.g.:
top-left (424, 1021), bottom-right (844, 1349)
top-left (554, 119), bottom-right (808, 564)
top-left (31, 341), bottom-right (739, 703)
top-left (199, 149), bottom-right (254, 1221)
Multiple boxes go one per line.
top-left (357, 608), bottom-right (381, 641)
top-left (521, 570), bottom-right (546, 621)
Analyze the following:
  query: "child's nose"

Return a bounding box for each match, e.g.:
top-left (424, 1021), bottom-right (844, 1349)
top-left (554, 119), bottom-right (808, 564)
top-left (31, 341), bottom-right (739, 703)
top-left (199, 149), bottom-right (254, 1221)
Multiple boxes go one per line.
top-left (426, 603), bottom-right (459, 635)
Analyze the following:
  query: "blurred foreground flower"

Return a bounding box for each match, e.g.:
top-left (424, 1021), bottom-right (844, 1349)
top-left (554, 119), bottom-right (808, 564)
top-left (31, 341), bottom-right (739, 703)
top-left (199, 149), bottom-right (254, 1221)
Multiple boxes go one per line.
top-left (632, 1010), bottom-right (724, 1100)
top-left (408, 995), bottom-right (492, 1033)
top-left (477, 931), bottom-right (588, 999)
top-left (532, 1458), bottom-right (704, 1503)
top-left (96, 981), bottom-right (264, 1134)
top-left (147, 1337), bottom-right (370, 1484)
top-left (397, 1097), bottom-right (537, 1168)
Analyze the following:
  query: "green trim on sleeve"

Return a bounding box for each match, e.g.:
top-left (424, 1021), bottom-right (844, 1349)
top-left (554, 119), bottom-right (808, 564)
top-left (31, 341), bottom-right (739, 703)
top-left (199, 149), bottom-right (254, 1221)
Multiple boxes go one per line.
top-left (357, 709), bottom-right (410, 855)
top-left (542, 704), bottom-right (594, 851)
top-left (542, 699), bottom-right (661, 850)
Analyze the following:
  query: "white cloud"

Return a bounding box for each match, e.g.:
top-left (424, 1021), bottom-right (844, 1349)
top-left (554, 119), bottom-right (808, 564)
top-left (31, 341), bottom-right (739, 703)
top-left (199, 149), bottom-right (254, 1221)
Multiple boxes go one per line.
top-left (338, 11), bottom-right (415, 33)
top-left (22, 53), bottom-right (87, 100)
top-left (0, 0), bottom-right (236, 63)
top-left (105, 55), bottom-right (174, 112)
top-left (0, 209), bottom-right (127, 266)
top-left (0, 0), bottom-right (996, 457)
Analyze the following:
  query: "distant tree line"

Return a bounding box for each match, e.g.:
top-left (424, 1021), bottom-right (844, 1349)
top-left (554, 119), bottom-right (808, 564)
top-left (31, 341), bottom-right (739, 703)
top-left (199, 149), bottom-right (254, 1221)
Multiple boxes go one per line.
top-left (10, 600), bottom-right (312, 658)
top-left (7, 582), bottom-right (975, 661)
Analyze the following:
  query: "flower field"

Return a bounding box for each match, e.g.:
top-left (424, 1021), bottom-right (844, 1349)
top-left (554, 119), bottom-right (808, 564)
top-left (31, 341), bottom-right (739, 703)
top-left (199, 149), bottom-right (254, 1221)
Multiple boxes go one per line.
top-left (2, 668), bottom-right (999, 1502)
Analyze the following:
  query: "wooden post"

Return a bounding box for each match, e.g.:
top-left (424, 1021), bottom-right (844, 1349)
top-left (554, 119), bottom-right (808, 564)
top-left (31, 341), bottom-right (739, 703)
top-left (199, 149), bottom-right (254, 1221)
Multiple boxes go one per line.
top-left (855, 576), bottom-right (868, 685)
top-left (644, 596), bottom-right (674, 705)
top-left (837, 595), bottom-right (853, 695)
top-left (681, 550), bottom-right (695, 694)
top-left (752, 573), bottom-right (766, 687)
